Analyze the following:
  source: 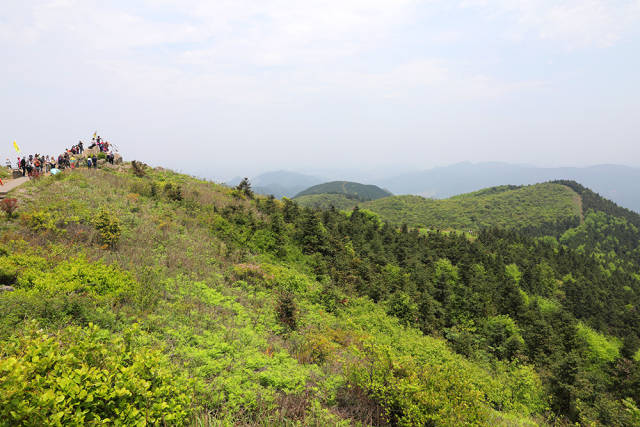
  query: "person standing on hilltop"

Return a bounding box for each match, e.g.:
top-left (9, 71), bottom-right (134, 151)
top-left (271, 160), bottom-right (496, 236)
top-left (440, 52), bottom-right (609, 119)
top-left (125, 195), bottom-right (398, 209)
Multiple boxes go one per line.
top-left (20, 158), bottom-right (26, 176)
top-left (78, 141), bottom-right (84, 154)
top-left (92, 154), bottom-right (98, 169)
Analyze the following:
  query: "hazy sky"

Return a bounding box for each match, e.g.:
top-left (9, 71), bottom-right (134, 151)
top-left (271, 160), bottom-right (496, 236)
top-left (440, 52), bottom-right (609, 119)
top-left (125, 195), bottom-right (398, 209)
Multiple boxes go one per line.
top-left (2, 0), bottom-right (639, 181)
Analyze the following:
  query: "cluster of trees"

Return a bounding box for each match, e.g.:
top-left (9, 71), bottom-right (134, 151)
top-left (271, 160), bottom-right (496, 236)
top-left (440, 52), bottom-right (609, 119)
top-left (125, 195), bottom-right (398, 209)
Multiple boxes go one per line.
top-left (212, 186), bottom-right (640, 425)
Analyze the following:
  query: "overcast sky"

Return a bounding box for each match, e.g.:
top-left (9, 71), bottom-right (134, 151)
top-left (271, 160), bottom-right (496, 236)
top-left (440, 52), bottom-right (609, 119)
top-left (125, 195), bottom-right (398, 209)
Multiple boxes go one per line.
top-left (2, 0), bottom-right (639, 181)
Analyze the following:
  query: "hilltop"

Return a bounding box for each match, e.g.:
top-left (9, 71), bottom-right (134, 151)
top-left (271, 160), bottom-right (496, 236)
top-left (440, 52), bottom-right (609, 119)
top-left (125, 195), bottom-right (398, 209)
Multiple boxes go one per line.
top-left (0, 164), bottom-right (639, 426)
top-left (362, 182), bottom-right (582, 233)
top-left (294, 181), bottom-right (391, 210)
top-left (295, 181), bottom-right (391, 201)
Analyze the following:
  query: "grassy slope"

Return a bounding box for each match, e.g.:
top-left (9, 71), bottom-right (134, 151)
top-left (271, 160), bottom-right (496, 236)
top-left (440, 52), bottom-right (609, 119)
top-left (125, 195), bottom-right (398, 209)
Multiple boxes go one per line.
top-left (294, 181), bottom-right (391, 200)
top-left (0, 166), bottom-right (543, 425)
top-left (362, 183), bottom-right (582, 231)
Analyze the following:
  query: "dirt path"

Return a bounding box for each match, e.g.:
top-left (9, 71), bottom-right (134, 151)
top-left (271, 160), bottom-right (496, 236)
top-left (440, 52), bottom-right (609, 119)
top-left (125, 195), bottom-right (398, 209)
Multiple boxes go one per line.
top-left (0, 176), bottom-right (30, 200)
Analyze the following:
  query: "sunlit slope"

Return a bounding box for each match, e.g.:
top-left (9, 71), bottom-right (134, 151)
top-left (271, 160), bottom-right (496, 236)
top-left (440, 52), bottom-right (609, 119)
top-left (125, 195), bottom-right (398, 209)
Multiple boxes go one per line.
top-left (363, 183), bottom-right (582, 231)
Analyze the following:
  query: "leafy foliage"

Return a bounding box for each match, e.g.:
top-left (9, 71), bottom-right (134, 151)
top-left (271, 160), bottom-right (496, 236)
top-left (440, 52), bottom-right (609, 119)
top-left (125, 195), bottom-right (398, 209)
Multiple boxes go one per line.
top-left (93, 209), bottom-right (121, 248)
top-left (0, 323), bottom-right (192, 426)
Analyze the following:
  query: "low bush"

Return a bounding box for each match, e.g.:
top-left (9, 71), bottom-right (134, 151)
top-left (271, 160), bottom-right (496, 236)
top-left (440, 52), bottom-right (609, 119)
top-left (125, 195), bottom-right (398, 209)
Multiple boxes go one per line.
top-left (21, 210), bottom-right (57, 233)
top-left (93, 209), bottom-right (121, 248)
top-left (0, 323), bottom-right (193, 426)
top-left (0, 198), bottom-right (18, 218)
top-left (131, 161), bottom-right (146, 177)
top-left (164, 182), bottom-right (183, 202)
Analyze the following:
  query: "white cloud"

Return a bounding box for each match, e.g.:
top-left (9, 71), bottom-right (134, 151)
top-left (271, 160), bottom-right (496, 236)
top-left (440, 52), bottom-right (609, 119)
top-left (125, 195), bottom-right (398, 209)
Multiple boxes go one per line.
top-left (461, 0), bottom-right (640, 49)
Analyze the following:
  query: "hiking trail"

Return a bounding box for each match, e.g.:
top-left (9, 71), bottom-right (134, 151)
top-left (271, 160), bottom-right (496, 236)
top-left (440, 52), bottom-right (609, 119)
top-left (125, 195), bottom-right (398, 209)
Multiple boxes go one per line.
top-left (0, 177), bottom-right (30, 200)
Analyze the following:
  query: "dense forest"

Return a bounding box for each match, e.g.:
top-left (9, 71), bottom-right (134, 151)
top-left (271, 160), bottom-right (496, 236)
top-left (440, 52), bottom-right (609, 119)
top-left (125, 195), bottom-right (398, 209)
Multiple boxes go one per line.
top-left (1, 165), bottom-right (639, 425)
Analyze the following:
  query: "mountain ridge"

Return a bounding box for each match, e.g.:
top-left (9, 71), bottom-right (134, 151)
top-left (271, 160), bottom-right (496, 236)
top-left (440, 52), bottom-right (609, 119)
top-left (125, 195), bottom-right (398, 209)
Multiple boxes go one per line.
top-left (239, 162), bottom-right (640, 212)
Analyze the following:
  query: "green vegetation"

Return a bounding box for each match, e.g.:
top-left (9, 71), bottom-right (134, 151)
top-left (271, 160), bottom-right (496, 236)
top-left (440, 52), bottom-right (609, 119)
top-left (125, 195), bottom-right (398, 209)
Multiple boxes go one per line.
top-left (0, 166), bottom-right (638, 425)
top-left (362, 183), bottom-right (582, 232)
top-left (0, 167), bottom-right (12, 180)
top-left (294, 193), bottom-right (362, 210)
top-left (294, 181), bottom-right (391, 201)
top-left (0, 323), bottom-right (192, 425)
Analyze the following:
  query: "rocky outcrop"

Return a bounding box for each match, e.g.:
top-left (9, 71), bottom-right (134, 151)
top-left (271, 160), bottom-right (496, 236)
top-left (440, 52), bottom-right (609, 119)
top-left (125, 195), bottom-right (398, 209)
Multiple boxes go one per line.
top-left (82, 147), bottom-right (100, 157)
top-left (0, 285), bottom-right (15, 292)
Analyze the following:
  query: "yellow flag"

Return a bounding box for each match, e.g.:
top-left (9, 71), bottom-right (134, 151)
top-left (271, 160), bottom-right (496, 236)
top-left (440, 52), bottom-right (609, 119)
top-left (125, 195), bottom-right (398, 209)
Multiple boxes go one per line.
top-left (93, 131), bottom-right (97, 138)
top-left (12, 140), bottom-right (20, 153)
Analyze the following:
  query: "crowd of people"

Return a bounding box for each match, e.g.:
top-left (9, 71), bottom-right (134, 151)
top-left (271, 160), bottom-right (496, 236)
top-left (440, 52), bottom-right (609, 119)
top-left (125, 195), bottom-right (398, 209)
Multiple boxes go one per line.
top-left (6, 134), bottom-right (118, 179)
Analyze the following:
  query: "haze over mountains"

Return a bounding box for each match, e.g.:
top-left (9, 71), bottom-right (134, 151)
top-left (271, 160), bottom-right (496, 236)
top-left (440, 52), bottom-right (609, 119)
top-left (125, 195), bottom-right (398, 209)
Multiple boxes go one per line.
top-left (231, 162), bottom-right (640, 213)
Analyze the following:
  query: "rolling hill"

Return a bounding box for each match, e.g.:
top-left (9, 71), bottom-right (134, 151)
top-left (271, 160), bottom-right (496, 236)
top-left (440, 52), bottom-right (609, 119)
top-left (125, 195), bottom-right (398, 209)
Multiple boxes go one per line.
top-left (378, 162), bottom-right (640, 213)
top-left (240, 162), bottom-right (640, 212)
top-left (294, 181), bottom-right (391, 201)
top-left (361, 183), bottom-right (583, 232)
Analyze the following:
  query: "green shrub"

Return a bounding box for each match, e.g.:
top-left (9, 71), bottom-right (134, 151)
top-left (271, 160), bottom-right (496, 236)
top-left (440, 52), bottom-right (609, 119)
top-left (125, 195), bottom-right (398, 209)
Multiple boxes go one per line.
top-left (483, 315), bottom-right (526, 361)
top-left (21, 210), bottom-right (57, 232)
top-left (346, 342), bottom-right (490, 426)
top-left (131, 161), bottom-right (146, 177)
top-left (576, 322), bottom-right (622, 364)
top-left (0, 323), bottom-right (193, 426)
top-left (164, 182), bottom-right (183, 202)
top-left (276, 290), bottom-right (298, 331)
top-left (0, 198), bottom-right (18, 219)
top-left (93, 209), bottom-right (121, 248)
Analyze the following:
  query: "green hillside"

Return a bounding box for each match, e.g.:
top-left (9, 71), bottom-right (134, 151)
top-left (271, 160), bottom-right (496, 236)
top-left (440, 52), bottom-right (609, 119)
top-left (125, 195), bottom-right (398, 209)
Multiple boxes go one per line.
top-left (363, 183), bottom-right (582, 232)
top-left (294, 181), bottom-right (391, 201)
top-left (1, 166), bottom-right (639, 426)
top-left (294, 193), bottom-right (361, 210)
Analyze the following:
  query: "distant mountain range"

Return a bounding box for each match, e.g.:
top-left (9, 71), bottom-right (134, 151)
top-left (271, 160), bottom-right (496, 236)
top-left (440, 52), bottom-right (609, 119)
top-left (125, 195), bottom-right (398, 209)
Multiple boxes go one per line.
top-left (231, 163), bottom-right (640, 212)
top-left (378, 162), bottom-right (640, 213)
